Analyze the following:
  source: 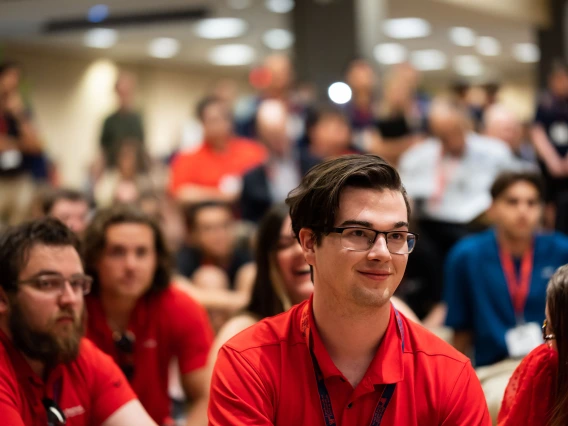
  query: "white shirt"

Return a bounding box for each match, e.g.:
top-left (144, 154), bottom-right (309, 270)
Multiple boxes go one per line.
top-left (399, 132), bottom-right (517, 223)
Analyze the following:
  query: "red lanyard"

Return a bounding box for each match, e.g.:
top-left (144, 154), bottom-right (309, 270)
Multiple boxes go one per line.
top-left (430, 151), bottom-right (459, 208)
top-left (499, 245), bottom-right (534, 317)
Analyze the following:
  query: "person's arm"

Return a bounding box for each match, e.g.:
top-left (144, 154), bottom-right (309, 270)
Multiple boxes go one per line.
top-left (174, 276), bottom-right (249, 314)
top-left (440, 362), bottom-right (491, 426)
top-left (186, 314), bottom-right (258, 426)
top-left (443, 244), bottom-right (475, 356)
top-left (102, 400), bottom-right (157, 426)
top-left (5, 93), bottom-right (42, 154)
top-left (530, 124), bottom-right (567, 177)
top-left (208, 346), bottom-right (275, 426)
top-left (0, 388), bottom-right (26, 426)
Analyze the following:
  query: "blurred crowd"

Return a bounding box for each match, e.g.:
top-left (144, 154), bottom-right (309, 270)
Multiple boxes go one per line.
top-left (2, 53), bottom-right (568, 424)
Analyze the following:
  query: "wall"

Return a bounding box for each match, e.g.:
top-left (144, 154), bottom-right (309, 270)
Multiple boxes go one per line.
top-left (2, 45), bottom-right (250, 187)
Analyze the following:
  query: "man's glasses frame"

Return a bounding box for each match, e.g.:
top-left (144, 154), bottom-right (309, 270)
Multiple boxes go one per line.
top-left (328, 227), bottom-right (418, 254)
top-left (17, 274), bottom-right (93, 296)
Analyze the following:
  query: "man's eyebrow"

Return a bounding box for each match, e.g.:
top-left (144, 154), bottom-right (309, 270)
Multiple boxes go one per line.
top-left (337, 220), bottom-right (372, 227)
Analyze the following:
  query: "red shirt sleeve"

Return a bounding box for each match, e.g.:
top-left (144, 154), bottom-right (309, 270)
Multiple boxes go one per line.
top-left (169, 153), bottom-right (197, 195)
top-left (208, 346), bottom-right (274, 426)
top-left (168, 287), bottom-right (214, 374)
top-left (441, 361), bottom-right (492, 426)
top-left (81, 340), bottom-right (137, 425)
top-left (497, 344), bottom-right (556, 426)
top-left (0, 382), bottom-right (26, 426)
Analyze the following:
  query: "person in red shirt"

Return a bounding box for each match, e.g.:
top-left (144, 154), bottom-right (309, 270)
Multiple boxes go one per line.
top-left (82, 205), bottom-right (214, 425)
top-left (209, 154), bottom-right (491, 425)
top-left (0, 218), bottom-right (156, 426)
top-left (169, 96), bottom-right (266, 204)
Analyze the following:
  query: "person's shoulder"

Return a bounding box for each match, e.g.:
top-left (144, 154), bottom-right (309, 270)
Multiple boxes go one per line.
top-left (469, 133), bottom-right (511, 154)
top-left (223, 302), bottom-right (305, 354)
top-left (75, 338), bottom-right (116, 370)
top-left (538, 231), bottom-right (568, 246)
top-left (403, 316), bottom-right (471, 366)
top-left (449, 229), bottom-right (493, 257)
top-left (155, 284), bottom-right (206, 315)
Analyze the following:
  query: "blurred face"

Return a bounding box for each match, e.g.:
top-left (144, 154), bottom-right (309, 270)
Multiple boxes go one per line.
top-left (549, 71), bottom-right (568, 98)
top-left (486, 115), bottom-right (523, 151)
top-left (96, 223), bottom-right (157, 300)
top-left (194, 207), bottom-right (234, 260)
top-left (6, 244), bottom-right (85, 364)
top-left (346, 61), bottom-right (375, 93)
top-left (117, 143), bottom-right (138, 178)
top-left (256, 100), bottom-right (290, 155)
top-left (202, 102), bottom-right (232, 145)
top-left (115, 74), bottom-right (136, 106)
top-left (430, 111), bottom-right (466, 155)
top-left (274, 216), bottom-right (312, 305)
top-left (50, 199), bottom-right (90, 236)
top-left (0, 67), bottom-right (20, 94)
top-left (301, 188), bottom-right (409, 309)
top-left (311, 116), bottom-right (351, 158)
top-left (265, 55), bottom-right (293, 93)
top-left (492, 181), bottom-right (542, 240)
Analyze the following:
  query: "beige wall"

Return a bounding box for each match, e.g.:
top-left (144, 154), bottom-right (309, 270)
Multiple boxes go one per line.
top-left (3, 46), bottom-right (250, 187)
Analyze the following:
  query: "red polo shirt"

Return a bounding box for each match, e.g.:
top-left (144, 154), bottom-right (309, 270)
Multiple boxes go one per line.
top-left (169, 137), bottom-right (267, 195)
top-left (209, 297), bottom-right (491, 425)
top-left (0, 330), bottom-right (136, 426)
top-left (86, 285), bottom-right (213, 424)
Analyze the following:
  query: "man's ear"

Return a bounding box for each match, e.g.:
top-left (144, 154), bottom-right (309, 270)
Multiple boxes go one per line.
top-left (299, 228), bottom-right (316, 266)
top-left (0, 288), bottom-right (10, 315)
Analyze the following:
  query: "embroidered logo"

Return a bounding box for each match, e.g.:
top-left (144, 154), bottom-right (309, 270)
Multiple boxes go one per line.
top-left (63, 405), bottom-right (85, 418)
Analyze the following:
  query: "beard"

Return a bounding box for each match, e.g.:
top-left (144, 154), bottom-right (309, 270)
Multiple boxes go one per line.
top-left (9, 300), bottom-right (85, 366)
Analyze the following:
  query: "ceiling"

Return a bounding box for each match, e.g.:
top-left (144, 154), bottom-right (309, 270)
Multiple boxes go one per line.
top-left (0, 0), bottom-right (542, 82)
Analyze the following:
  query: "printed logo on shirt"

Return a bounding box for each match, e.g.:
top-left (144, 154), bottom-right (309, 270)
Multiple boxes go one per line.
top-left (541, 266), bottom-right (556, 280)
top-left (143, 339), bottom-right (157, 348)
top-left (63, 405), bottom-right (85, 418)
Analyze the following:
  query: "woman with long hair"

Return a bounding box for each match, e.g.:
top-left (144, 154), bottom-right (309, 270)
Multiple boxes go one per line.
top-left (498, 264), bottom-right (568, 426)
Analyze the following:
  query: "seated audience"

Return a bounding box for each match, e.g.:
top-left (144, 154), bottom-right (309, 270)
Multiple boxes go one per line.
top-left (444, 171), bottom-right (568, 367)
top-left (240, 99), bottom-right (320, 223)
top-left (42, 188), bottom-right (91, 236)
top-left (176, 201), bottom-right (255, 330)
top-left (498, 264), bottom-right (568, 426)
top-left (82, 205), bottom-right (214, 425)
top-left (0, 218), bottom-right (157, 425)
top-left (169, 96), bottom-right (266, 204)
top-left (399, 99), bottom-right (517, 318)
top-left (305, 105), bottom-right (356, 159)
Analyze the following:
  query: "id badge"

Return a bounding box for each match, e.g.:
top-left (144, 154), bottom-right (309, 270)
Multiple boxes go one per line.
top-left (505, 322), bottom-right (543, 358)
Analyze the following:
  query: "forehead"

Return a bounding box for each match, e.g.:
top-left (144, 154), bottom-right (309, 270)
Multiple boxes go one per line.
top-left (335, 187), bottom-right (408, 228)
top-left (195, 206), bottom-right (232, 224)
top-left (20, 244), bottom-right (83, 276)
top-left (52, 198), bottom-right (88, 212)
top-left (105, 223), bottom-right (155, 246)
top-left (499, 181), bottom-right (540, 199)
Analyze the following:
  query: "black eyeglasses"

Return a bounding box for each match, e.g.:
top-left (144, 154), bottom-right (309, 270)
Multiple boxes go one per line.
top-left (43, 398), bottom-right (66, 425)
top-left (542, 319), bottom-right (556, 342)
top-left (18, 274), bottom-right (93, 297)
top-left (113, 330), bottom-right (135, 381)
top-left (329, 227), bottom-right (418, 254)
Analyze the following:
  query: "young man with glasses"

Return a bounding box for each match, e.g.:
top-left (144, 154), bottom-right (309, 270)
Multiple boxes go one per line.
top-left (82, 205), bottom-right (213, 426)
top-left (0, 218), bottom-right (157, 425)
top-left (209, 154), bottom-right (490, 425)
top-left (444, 171), bottom-right (568, 367)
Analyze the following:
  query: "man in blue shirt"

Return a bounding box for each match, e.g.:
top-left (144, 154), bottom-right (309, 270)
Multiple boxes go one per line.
top-left (444, 170), bottom-right (568, 367)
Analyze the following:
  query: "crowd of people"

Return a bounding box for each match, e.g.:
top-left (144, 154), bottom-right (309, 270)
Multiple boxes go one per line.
top-left (1, 52), bottom-right (568, 425)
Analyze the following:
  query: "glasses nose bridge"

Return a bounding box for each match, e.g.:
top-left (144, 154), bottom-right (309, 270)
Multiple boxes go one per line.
top-left (368, 231), bottom-right (390, 254)
top-left (57, 278), bottom-right (79, 300)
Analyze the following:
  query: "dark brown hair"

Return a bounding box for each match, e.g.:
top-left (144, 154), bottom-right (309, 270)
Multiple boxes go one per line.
top-left (82, 204), bottom-right (172, 295)
top-left (196, 96), bottom-right (228, 121)
top-left (246, 204), bottom-right (290, 319)
top-left (286, 154), bottom-right (410, 244)
top-left (547, 264), bottom-right (568, 426)
top-left (490, 171), bottom-right (545, 201)
top-left (0, 218), bottom-right (81, 293)
top-left (184, 201), bottom-right (233, 230)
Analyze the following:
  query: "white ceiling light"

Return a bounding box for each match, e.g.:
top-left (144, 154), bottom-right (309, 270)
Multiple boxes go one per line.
top-left (84, 28), bottom-right (117, 49)
top-left (373, 43), bottom-right (408, 65)
top-left (148, 37), bottom-right (180, 58)
top-left (410, 49), bottom-right (447, 71)
top-left (476, 36), bottom-right (501, 56)
top-left (328, 82), bottom-right (352, 105)
top-left (208, 44), bottom-right (256, 66)
top-left (449, 27), bottom-right (476, 47)
top-left (454, 55), bottom-right (484, 76)
top-left (383, 18), bottom-right (431, 39)
top-left (266, 0), bottom-right (295, 14)
top-left (513, 43), bottom-right (540, 63)
top-left (227, 0), bottom-right (253, 9)
top-left (194, 18), bottom-right (248, 39)
top-left (262, 29), bottom-right (294, 50)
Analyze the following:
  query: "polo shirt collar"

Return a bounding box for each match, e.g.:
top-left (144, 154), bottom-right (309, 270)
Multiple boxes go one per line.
top-left (0, 328), bottom-right (64, 398)
top-left (300, 296), bottom-right (404, 386)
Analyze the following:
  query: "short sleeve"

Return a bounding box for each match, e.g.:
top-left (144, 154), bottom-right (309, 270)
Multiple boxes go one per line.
top-left (168, 287), bottom-right (214, 374)
top-left (82, 340), bottom-right (137, 425)
top-left (208, 346), bottom-right (274, 426)
top-left (444, 243), bottom-right (474, 331)
top-left (441, 361), bottom-right (491, 426)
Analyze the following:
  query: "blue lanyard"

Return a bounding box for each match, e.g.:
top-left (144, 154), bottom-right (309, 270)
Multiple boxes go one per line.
top-left (310, 308), bottom-right (405, 426)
